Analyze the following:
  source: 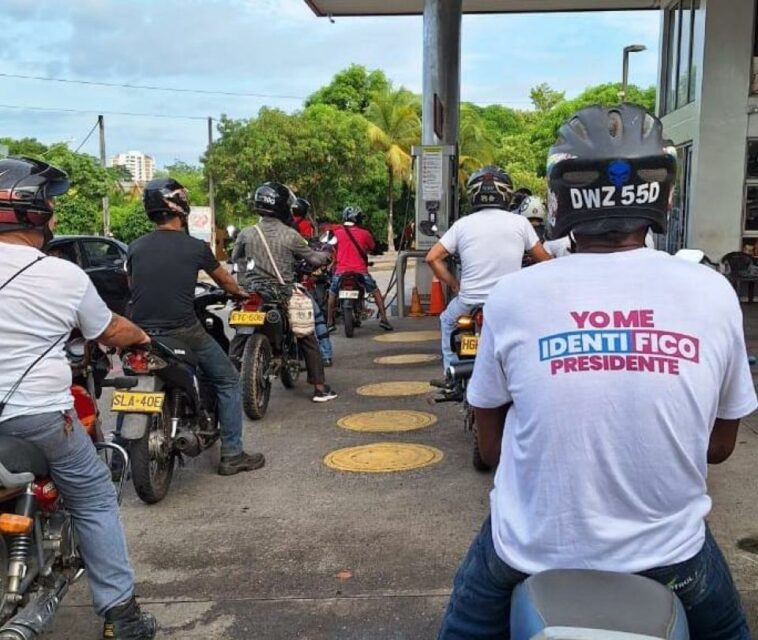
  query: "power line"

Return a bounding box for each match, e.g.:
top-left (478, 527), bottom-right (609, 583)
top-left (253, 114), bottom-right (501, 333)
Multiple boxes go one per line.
top-left (74, 119), bottom-right (99, 152)
top-left (0, 103), bottom-right (209, 121)
top-left (0, 72), bottom-right (307, 101)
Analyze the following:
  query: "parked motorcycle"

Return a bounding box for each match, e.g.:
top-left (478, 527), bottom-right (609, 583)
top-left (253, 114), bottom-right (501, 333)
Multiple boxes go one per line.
top-left (230, 278), bottom-right (304, 421)
top-left (114, 285), bottom-right (230, 504)
top-left (0, 337), bottom-right (130, 639)
top-left (334, 271), bottom-right (374, 338)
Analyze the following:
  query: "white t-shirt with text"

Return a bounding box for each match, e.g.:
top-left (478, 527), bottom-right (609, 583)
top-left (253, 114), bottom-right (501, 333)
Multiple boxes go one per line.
top-left (440, 209), bottom-right (539, 304)
top-left (0, 244), bottom-right (112, 422)
top-left (468, 249), bottom-right (757, 574)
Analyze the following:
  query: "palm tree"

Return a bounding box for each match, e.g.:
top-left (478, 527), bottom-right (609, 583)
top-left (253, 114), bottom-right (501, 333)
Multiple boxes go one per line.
top-left (458, 104), bottom-right (496, 188)
top-left (365, 88), bottom-right (420, 251)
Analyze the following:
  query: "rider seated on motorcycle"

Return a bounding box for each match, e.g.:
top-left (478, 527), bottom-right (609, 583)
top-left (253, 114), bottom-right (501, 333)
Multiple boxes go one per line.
top-left (291, 197), bottom-right (334, 367)
top-left (326, 206), bottom-right (393, 333)
top-left (0, 157), bottom-right (156, 640)
top-left (232, 182), bottom-right (338, 403)
top-left (425, 165), bottom-right (552, 379)
top-left (509, 187), bottom-right (532, 212)
top-left (518, 195), bottom-right (548, 267)
top-left (438, 105), bottom-right (757, 639)
top-left (127, 178), bottom-right (265, 477)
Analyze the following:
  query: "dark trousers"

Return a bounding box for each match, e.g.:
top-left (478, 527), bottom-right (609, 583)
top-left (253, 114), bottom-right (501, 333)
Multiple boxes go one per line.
top-left (229, 332), bottom-right (324, 386)
top-left (438, 516), bottom-right (750, 640)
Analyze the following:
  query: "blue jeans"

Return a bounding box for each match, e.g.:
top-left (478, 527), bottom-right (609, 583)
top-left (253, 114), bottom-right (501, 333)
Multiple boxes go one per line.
top-left (329, 272), bottom-right (379, 295)
top-left (165, 323), bottom-right (243, 457)
top-left (0, 411), bottom-right (134, 616)
top-left (312, 296), bottom-right (332, 361)
top-left (438, 516), bottom-right (750, 640)
top-left (440, 297), bottom-right (476, 372)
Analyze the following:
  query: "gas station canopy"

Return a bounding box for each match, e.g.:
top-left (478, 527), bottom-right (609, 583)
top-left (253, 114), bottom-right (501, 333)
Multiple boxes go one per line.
top-left (304, 0), bottom-right (660, 16)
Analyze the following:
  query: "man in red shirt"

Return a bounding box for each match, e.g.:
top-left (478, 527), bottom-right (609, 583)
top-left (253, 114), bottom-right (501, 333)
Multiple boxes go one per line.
top-left (327, 206), bottom-right (393, 332)
top-left (292, 197), bottom-right (315, 238)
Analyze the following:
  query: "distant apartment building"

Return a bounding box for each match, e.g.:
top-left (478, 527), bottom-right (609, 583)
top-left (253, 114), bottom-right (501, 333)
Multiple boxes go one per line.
top-left (110, 150), bottom-right (155, 183)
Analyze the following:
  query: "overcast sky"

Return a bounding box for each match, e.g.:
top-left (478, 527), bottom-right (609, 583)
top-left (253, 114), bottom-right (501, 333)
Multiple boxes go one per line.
top-left (0, 0), bottom-right (660, 167)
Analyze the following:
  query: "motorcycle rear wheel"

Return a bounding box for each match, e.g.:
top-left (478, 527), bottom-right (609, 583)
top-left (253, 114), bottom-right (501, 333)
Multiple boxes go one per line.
top-left (130, 407), bottom-right (175, 504)
top-left (241, 334), bottom-right (272, 420)
top-left (342, 301), bottom-right (355, 338)
top-left (280, 344), bottom-right (301, 389)
top-left (471, 418), bottom-right (491, 472)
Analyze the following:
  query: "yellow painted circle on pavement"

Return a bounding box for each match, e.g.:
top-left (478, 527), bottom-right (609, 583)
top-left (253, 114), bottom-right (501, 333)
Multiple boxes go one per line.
top-left (323, 443), bottom-right (444, 473)
top-left (374, 353), bottom-right (440, 365)
top-left (337, 410), bottom-right (438, 433)
top-left (356, 381), bottom-right (433, 397)
top-left (374, 330), bottom-right (441, 343)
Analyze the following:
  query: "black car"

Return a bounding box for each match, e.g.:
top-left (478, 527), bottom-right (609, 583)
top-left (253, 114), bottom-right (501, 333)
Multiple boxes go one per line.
top-left (46, 235), bottom-right (130, 315)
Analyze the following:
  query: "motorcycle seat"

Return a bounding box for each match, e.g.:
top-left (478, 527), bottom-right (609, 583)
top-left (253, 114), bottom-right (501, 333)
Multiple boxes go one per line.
top-left (0, 435), bottom-right (49, 478)
top-left (511, 569), bottom-right (688, 640)
top-left (152, 336), bottom-right (199, 367)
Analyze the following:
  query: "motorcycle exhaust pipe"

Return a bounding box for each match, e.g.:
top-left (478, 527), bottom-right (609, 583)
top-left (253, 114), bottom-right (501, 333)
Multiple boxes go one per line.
top-left (447, 361), bottom-right (474, 382)
top-left (174, 430), bottom-right (201, 457)
top-left (0, 574), bottom-right (68, 639)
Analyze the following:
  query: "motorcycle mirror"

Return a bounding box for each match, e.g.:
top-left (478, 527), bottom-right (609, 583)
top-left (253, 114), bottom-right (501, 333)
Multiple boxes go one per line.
top-left (320, 231), bottom-right (338, 246)
top-left (675, 249), bottom-right (705, 264)
top-left (419, 220), bottom-right (438, 237)
top-left (226, 225), bottom-right (236, 237)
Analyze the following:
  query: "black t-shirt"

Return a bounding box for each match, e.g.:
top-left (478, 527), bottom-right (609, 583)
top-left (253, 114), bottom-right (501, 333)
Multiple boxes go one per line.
top-left (127, 230), bottom-right (219, 329)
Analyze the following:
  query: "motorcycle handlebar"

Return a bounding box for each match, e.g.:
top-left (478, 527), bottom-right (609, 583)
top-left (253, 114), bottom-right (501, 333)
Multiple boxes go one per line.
top-left (447, 361), bottom-right (475, 382)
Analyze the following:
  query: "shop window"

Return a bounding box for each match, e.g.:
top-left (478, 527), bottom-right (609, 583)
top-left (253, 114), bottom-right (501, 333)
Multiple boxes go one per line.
top-left (665, 143), bottom-right (693, 253)
top-left (662, 0), bottom-right (698, 114)
top-left (744, 140), bottom-right (758, 237)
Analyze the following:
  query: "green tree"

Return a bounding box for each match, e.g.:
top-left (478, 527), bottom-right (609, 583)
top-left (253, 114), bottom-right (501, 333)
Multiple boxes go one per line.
top-left (306, 64), bottom-right (390, 113)
top-left (111, 199), bottom-right (153, 244)
top-left (529, 83), bottom-right (566, 112)
top-left (458, 104), bottom-right (496, 186)
top-left (365, 87), bottom-right (420, 251)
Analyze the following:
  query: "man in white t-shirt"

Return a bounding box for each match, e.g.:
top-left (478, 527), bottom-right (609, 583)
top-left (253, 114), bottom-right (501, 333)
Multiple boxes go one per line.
top-left (0, 158), bottom-right (157, 639)
top-left (438, 106), bottom-right (757, 639)
top-left (425, 166), bottom-right (551, 376)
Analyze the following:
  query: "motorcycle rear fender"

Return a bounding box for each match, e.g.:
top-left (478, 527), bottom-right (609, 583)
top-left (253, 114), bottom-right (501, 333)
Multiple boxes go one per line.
top-left (119, 376), bottom-right (164, 440)
top-left (234, 327), bottom-right (257, 336)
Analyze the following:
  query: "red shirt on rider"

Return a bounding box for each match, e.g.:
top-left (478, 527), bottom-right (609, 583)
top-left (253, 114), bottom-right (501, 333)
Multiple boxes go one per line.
top-left (333, 223), bottom-right (374, 275)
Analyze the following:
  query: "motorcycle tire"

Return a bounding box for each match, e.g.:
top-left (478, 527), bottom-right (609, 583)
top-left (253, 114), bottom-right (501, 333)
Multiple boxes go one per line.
top-left (342, 301), bottom-right (355, 338)
top-left (241, 334), bottom-right (272, 420)
top-left (471, 420), bottom-right (491, 472)
top-left (130, 407), bottom-right (175, 504)
top-left (280, 347), bottom-right (301, 389)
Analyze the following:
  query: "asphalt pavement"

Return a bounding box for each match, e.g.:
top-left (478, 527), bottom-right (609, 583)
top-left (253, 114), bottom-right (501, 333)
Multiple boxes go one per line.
top-left (45, 293), bottom-right (758, 639)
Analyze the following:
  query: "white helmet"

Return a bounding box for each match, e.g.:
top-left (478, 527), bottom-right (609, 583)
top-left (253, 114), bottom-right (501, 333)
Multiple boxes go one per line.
top-left (518, 196), bottom-right (547, 224)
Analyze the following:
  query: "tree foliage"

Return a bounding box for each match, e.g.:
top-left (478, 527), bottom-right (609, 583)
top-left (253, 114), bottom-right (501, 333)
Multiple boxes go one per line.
top-left (305, 64), bottom-right (390, 114)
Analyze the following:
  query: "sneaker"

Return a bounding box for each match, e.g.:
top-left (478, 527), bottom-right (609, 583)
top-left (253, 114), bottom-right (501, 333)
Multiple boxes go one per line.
top-left (103, 596), bottom-right (157, 640)
top-left (429, 378), bottom-right (452, 389)
top-left (327, 324), bottom-right (337, 334)
top-left (313, 385), bottom-right (338, 403)
top-left (323, 358), bottom-right (333, 367)
top-left (218, 451), bottom-right (266, 476)
top-left (379, 320), bottom-right (394, 331)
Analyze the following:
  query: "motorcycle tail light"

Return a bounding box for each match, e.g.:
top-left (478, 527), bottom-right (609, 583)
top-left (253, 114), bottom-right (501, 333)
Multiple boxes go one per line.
top-left (341, 281), bottom-right (355, 289)
top-left (31, 479), bottom-right (60, 514)
top-left (0, 513), bottom-right (33, 534)
top-left (123, 351), bottom-right (150, 374)
top-left (456, 315), bottom-right (475, 330)
top-left (71, 385), bottom-right (97, 436)
top-left (243, 292), bottom-right (263, 311)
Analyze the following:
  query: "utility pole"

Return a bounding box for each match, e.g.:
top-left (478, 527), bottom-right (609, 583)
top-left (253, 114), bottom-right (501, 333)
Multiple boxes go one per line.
top-left (98, 115), bottom-right (110, 236)
top-left (207, 116), bottom-right (216, 252)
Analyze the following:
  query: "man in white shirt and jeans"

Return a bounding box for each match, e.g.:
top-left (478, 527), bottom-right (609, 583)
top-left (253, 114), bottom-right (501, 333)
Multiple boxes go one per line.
top-left (425, 165), bottom-right (551, 378)
top-left (0, 158), bottom-right (156, 639)
top-left (437, 105), bottom-right (757, 639)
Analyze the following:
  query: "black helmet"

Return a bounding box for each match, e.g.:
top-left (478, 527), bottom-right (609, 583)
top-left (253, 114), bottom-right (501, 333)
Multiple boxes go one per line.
top-left (0, 157), bottom-right (69, 233)
top-left (143, 178), bottom-right (190, 223)
top-left (293, 197), bottom-right (311, 218)
top-left (342, 206), bottom-right (364, 225)
top-left (466, 165), bottom-right (513, 211)
top-left (252, 182), bottom-right (295, 223)
top-left (546, 104), bottom-right (677, 239)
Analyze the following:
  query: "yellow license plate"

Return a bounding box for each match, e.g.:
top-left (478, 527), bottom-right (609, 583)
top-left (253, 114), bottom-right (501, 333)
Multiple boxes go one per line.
top-left (460, 335), bottom-right (479, 357)
top-left (111, 391), bottom-right (165, 413)
top-left (229, 311), bottom-right (266, 326)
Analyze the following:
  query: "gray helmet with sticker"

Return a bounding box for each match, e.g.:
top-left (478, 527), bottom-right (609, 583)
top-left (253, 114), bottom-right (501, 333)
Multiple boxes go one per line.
top-left (518, 196), bottom-right (547, 224)
top-left (545, 104), bottom-right (677, 239)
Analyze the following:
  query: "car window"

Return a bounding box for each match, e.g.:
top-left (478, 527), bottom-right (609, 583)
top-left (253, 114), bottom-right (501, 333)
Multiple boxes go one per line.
top-left (82, 240), bottom-right (125, 269)
top-left (47, 241), bottom-right (80, 265)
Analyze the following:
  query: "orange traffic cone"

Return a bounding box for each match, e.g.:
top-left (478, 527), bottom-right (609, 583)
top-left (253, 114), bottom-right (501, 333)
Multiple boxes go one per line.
top-left (427, 277), bottom-right (446, 316)
top-left (408, 287), bottom-right (425, 318)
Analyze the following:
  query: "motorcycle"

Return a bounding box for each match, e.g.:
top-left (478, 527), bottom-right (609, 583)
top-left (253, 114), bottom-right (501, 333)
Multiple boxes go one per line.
top-left (434, 305), bottom-right (491, 471)
top-left (114, 285), bottom-right (230, 504)
top-left (511, 569), bottom-right (688, 639)
top-left (334, 271), bottom-right (374, 338)
top-left (230, 274), bottom-right (304, 421)
top-left (0, 337), bottom-right (131, 639)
